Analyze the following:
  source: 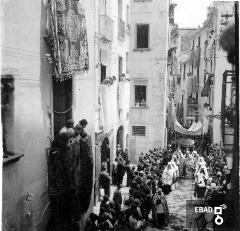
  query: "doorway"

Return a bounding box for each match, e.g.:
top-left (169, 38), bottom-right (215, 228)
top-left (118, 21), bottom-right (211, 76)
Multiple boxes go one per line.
top-left (117, 125), bottom-right (124, 149)
top-left (52, 78), bottom-right (73, 136)
top-left (101, 137), bottom-right (110, 172)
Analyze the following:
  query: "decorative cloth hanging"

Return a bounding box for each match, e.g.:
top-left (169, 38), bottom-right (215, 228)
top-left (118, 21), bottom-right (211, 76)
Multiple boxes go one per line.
top-left (194, 48), bottom-right (201, 67)
top-left (48, 0), bottom-right (89, 81)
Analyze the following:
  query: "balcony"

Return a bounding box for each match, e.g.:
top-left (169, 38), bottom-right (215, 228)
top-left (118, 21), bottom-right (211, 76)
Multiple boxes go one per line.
top-left (118, 18), bottom-right (125, 40)
top-left (99, 15), bottom-right (114, 42)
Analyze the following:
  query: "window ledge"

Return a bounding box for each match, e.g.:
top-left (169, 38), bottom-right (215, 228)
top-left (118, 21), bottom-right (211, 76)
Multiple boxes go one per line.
top-left (133, 48), bottom-right (151, 52)
top-left (131, 106), bottom-right (149, 109)
top-left (3, 153), bottom-right (24, 166)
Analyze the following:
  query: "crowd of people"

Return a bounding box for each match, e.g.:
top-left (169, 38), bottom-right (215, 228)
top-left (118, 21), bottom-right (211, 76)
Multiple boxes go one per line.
top-left (86, 145), bottom-right (190, 231)
top-left (86, 140), bottom-right (232, 231)
top-left (189, 144), bottom-right (230, 230)
top-left (47, 118), bottom-right (93, 230)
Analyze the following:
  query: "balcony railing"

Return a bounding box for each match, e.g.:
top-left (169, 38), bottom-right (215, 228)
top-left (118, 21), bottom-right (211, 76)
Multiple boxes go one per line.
top-left (100, 15), bottom-right (114, 42)
top-left (118, 18), bottom-right (125, 39)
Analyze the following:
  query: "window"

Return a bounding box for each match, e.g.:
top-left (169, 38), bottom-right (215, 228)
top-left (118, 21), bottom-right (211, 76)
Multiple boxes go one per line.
top-left (118, 56), bottom-right (123, 80)
top-left (204, 40), bottom-right (208, 60)
top-left (197, 66), bottom-right (199, 84)
top-left (1, 76), bottom-right (14, 156)
top-left (135, 85), bottom-right (146, 107)
top-left (126, 5), bottom-right (130, 25)
top-left (132, 126), bottom-right (146, 136)
top-left (101, 64), bottom-right (106, 83)
top-left (192, 40), bottom-right (195, 50)
top-left (126, 52), bottom-right (129, 74)
top-left (136, 24), bottom-right (149, 49)
top-left (183, 64), bottom-right (186, 78)
top-left (198, 36), bottom-right (201, 47)
top-left (118, 0), bottom-right (122, 19)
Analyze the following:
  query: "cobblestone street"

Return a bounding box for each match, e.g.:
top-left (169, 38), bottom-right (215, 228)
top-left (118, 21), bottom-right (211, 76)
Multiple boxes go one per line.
top-left (146, 179), bottom-right (195, 231)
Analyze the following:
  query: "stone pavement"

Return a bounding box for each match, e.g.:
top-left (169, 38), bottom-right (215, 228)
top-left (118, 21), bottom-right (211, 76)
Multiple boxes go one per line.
top-left (146, 179), bottom-right (195, 231)
top-left (94, 176), bottom-right (195, 231)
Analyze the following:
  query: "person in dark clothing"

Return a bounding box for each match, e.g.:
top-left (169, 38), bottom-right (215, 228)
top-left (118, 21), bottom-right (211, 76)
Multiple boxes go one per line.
top-left (125, 161), bottom-right (132, 187)
top-left (99, 166), bottom-right (111, 197)
top-left (116, 158), bottom-right (125, 185)
top-left (85, 213), bottom-right (98, 231)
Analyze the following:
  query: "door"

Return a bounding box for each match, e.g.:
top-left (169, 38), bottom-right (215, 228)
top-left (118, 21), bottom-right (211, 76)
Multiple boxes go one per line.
top-left (52, 78), bottom-right (72, 136)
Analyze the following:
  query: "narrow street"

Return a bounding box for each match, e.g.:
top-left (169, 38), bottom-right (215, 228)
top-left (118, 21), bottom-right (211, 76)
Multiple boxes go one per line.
top-left (1, 0), bottom-right (238, 230)
top-left (93, 176), bottom-right (195, 231)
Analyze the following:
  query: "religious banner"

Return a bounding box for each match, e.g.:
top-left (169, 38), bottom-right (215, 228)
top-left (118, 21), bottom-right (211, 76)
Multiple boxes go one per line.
top-left (48, 0), bottom-right (89, 81)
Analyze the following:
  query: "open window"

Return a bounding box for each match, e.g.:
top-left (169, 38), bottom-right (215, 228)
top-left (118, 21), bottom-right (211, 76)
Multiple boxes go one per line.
top-left (1, 75), bottom-right (15, 156)
top-left (101, 64), bottom-right (107, 83)
top-left (135, 85), bottom-right (146, 107)
top-left (118, 56), bottom-right (123, 80)
top-left (136, 24), bottom-right (149, 49)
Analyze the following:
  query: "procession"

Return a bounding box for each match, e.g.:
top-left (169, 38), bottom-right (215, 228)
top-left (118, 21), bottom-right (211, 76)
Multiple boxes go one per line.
top-left (1, 0), bottom-right (238, 231)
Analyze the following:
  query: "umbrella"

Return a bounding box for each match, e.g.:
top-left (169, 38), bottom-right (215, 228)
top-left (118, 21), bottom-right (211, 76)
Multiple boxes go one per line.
top-left (178, 138), bottom-right (195, 147)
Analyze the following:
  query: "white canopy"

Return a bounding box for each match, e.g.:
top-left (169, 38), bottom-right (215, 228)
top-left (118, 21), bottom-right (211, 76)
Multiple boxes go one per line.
top-left (174, 120), bottom-right (203, 136)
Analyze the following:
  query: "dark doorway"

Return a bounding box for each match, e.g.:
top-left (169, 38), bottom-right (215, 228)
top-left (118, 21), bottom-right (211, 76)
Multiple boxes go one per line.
top-left (117, 125), bottom-right (124, 149)
top-left (1, 75), bottom-right (14, 154)
top-left (52, 78), bottom-right (73, 136)
top-left (101, 137), bottom-right (110, 171)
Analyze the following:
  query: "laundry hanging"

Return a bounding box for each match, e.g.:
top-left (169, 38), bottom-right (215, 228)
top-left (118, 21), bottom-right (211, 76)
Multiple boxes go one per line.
top-left (48, 0), bottom-right (89, 81)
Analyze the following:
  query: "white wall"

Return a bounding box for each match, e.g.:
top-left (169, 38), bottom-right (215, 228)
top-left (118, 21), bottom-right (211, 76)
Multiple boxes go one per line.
top-left (1, 0), bottom-right (52, 230)
top-left (129, 0), bottom-right (169, 162)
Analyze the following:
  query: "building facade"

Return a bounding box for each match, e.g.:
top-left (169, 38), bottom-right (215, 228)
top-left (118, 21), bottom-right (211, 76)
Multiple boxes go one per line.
top-left (1, 0), bottom-right (130, 230)
top-left (129, 0), bottom-right (169, 163)
top-left (168, 1), bottom-right (235, 146)
top-left (92, 0), bottom-right (130, 208)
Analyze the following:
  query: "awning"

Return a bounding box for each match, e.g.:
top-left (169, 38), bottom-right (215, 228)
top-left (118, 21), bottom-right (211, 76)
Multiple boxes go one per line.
top-left (178, 138), bottom-right (195, 147)
top-left (201, 76), bottom-right (211, 97)
top-left (174, 120), bottom-right (203, 136)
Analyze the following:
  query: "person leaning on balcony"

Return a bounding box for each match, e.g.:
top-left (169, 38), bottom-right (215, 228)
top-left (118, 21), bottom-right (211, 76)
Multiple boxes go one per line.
top-left (59, 118), bottom-right (74, 134)
top-left (78, 118), bottom-right (88, 138)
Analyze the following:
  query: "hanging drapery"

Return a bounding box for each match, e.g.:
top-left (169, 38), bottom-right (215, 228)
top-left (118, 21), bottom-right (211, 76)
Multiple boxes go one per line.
top-left (201, 76), bottom-right (211, 97)
top-left (48, 0), bottom-right (89, 81)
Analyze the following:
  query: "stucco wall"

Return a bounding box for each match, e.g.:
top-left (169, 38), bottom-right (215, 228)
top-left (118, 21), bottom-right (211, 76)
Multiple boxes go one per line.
top-left (129, 0), bottom-right (169, 162)
top-left (1, 0), bottom-right (52, 230)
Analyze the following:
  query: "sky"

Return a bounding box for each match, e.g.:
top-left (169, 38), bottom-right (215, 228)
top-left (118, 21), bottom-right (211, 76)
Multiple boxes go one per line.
top-left (173, 0), bottom-right (214, 28)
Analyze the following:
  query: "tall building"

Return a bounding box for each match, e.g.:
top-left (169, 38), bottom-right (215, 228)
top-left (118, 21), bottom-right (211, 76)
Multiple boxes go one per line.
top-left (1, 0), bottom-right (130, 230)
top-left (129, 0), bottom-right (169, 162)
top-left (92, 0), bottom-right (130, 209)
